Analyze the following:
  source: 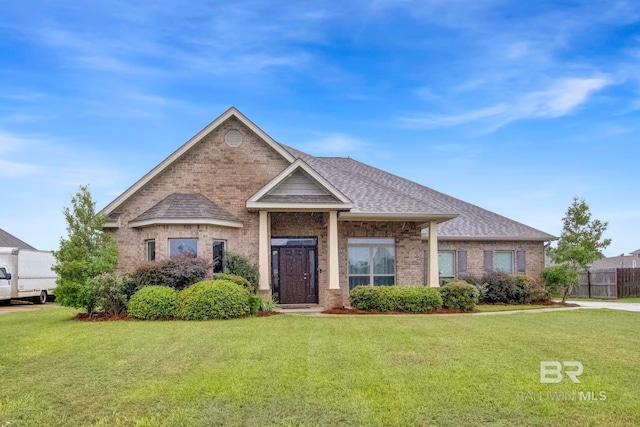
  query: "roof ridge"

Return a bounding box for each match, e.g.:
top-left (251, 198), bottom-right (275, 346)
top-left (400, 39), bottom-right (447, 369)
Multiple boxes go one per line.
top-left (280, 145), bottom-right (452, 214)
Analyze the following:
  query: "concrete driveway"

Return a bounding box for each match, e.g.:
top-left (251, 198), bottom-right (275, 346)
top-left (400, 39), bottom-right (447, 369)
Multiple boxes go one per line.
top-left (0, 302), bottom-right (57, 315)
top-left (575, 301), bottom-right (640, 312)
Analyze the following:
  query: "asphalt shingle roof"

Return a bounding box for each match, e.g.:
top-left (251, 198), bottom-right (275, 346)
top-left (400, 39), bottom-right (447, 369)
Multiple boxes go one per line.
top-left (280, 144), bottom-right (555, 241)
top-left (133, 193), bottom-right (240, 223)
top-left (0, 228), bottom-right (36, 250)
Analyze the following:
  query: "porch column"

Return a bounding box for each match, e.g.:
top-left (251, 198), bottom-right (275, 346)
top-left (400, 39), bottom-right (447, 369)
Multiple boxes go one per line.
top-left (428, 220), bottom-right (439, 287)
top-left (328, 210), bottom-right (340, 289)
top-left (259, 210), bottom-right (270, 291)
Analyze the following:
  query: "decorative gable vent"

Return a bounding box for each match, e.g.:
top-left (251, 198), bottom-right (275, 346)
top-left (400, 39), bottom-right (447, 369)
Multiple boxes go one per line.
top-left (225, 129), bottom-right (243, 147)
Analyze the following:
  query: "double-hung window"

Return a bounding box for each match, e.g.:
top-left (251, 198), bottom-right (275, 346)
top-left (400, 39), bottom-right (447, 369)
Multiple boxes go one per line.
top-left (347, 238), bottom-right (395, 290)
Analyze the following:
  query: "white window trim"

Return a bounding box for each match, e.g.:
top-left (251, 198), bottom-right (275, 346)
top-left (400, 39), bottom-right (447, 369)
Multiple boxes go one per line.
top-left (438, 250), bottom-right (456, 279)
top-left (347, 238), bottom-right (396, 287)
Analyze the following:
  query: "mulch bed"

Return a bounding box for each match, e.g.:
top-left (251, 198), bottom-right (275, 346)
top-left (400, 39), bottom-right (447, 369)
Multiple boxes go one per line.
top-left (72, 310), bottom-right (281, 321)
top-left (322, 301), bottom-right (579, 315)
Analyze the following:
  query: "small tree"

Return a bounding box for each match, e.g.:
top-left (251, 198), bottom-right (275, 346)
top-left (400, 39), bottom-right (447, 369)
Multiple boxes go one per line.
top-left (548, 197), bottom-right (611, 270)
top-left (541, 265), bottom-right (580, 303)
top-left (546, 197), bottom-right (611, 302)
top-left (53, 185), bottom-right (119, 313)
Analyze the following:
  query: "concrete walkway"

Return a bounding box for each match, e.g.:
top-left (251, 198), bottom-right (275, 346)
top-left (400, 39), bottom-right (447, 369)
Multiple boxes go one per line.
top-left (277, 302), bottom-right (640, 316)
top-left (569, 300), bottom-right (640, 312)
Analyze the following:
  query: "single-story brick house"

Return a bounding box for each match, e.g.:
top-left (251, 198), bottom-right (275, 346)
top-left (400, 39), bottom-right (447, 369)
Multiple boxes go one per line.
top-left (101, 107), bottom-right (555, 308)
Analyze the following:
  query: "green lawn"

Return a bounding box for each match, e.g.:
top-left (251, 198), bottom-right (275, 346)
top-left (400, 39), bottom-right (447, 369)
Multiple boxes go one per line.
top-left (1, 308), bottom-right (639, 427)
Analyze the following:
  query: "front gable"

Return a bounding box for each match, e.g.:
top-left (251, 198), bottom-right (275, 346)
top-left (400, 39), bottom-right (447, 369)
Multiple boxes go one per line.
top-left (100, 107), bottom-right (295, 219)
top-left (246, 159), bottom-right (353, 211)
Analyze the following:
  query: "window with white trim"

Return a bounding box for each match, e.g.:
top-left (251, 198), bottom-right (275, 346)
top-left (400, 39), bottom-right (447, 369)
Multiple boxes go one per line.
top-left (146, 240), bottom-right (156, 261)
top-left (348, 238), bottom-right (395, 290)
top-left (438, 251), bottom-right (455, 278)
top-left (169, 238), bottom-right (198, 257)
top-left (494, 251), bottom-right (514, 274)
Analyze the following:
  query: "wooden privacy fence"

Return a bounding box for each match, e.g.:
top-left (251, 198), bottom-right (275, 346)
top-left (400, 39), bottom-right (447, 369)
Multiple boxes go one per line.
top-left (572, 268), bottom-right (640, 299)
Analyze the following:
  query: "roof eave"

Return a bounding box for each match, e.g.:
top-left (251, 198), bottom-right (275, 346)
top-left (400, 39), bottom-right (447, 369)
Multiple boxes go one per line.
top-left (339, 212), bottom-right (458, 224)
top-left (246, 202), bottom-right (353, 211)
top-left (426, 235), bottom-right (558, 242)
top-left (129, 218), bottom-right (244, 229)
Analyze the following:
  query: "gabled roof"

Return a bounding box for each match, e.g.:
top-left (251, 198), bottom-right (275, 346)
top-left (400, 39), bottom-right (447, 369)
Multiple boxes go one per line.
top-left (0, 228), bottom-right (36, 250)
top-left (100, 107), bottom-right (295, 216)
top-left (247, 158), bottom-right (353, 211)
top-left (281, 145), bottom-right (555, 241)
top-left (102, 107), bottom-right (555, 240)
top-left (130, 193), bottom-right (242, 228)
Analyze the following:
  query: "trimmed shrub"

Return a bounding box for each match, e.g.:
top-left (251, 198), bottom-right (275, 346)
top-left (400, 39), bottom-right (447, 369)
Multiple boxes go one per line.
top-left (128, 286), bottom-right (179, 320)
top-left (439, 280), bottom-right (479, 312)
top-left (224, 252), bottom-right (259, 293)
top-left (471, 271), bottom-right (534, 304)
top-left (178, 280), bottom-right (250, 320)
top-left (214, 273), bottom-right (254, 294)
top-left (514, 275), bottom-right (549, 304)
top-left (248, 294), bottom-right (262, 316)
top-left (350, 286), bottom-right (442, 312)
top-left (129, 254), bottom-right (212, 291)
top-left (87, 272), bottom-right (128, 316)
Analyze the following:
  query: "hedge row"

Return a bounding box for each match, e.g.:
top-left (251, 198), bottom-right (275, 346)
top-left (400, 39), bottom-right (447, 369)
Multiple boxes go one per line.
top-left (128, 279), bottom-right (271, 320)
top-left (350, 286), bottom-right (443, 312)
top-left (459, 272), bottom-right (550, 304)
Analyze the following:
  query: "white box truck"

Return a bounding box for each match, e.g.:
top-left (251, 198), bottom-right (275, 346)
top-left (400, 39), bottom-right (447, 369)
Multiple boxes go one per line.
top-left (0, 248), bottom-right (57, 305)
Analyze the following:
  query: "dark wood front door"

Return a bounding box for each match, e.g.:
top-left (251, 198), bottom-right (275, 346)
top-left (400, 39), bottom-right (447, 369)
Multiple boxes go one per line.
top-left (279, 247), bottom-right (317, 304)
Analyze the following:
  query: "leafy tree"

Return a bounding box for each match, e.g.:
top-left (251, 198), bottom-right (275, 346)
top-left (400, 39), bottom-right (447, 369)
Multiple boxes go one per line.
top-left (541, 265), bottom-right (580, 303)
top-left (53, 185), bottom-right (119, 313)
top-left (548, 197), bottom-right (611, 269)
top-left (546, 197), bottom-right (611, 302)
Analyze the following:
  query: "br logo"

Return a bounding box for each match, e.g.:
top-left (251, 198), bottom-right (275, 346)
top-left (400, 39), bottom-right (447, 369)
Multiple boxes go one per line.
top-left (540, 361), bottom-right (584, 384)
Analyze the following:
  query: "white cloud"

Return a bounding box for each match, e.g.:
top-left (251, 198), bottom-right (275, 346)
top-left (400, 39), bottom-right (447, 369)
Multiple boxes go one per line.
top-left (400, 77), bottom-right (612, 131)
top-left (0, 159), bottom-right (40, 177)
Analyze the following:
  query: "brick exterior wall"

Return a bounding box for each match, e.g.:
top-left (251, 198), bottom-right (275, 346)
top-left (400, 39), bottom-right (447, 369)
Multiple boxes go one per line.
top-left (106, 116), bottom-right (290, 272)
top-left (105, 115), bottom-right (547, 309)
top-left (338, 222), bottom-right (423, 307)
top-left (430, 240), bottom-right (546, 281)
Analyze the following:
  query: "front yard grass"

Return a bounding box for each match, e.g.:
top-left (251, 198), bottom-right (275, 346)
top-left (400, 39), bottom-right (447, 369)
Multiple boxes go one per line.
top-left (1, 308), bottom-right (639, 426)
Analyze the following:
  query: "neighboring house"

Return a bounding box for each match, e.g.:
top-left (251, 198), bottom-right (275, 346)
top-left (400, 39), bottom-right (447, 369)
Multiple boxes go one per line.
top-left (100, 107), bottom-right (555, 308)
top-left (0, 228), bottom-right (36, 250)
top-left (590, 251), bottom-right (640, 270)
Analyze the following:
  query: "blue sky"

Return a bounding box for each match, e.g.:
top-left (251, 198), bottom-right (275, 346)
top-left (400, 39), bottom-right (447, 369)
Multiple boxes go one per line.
top-left (1, 0), bottom-right (638, 255)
